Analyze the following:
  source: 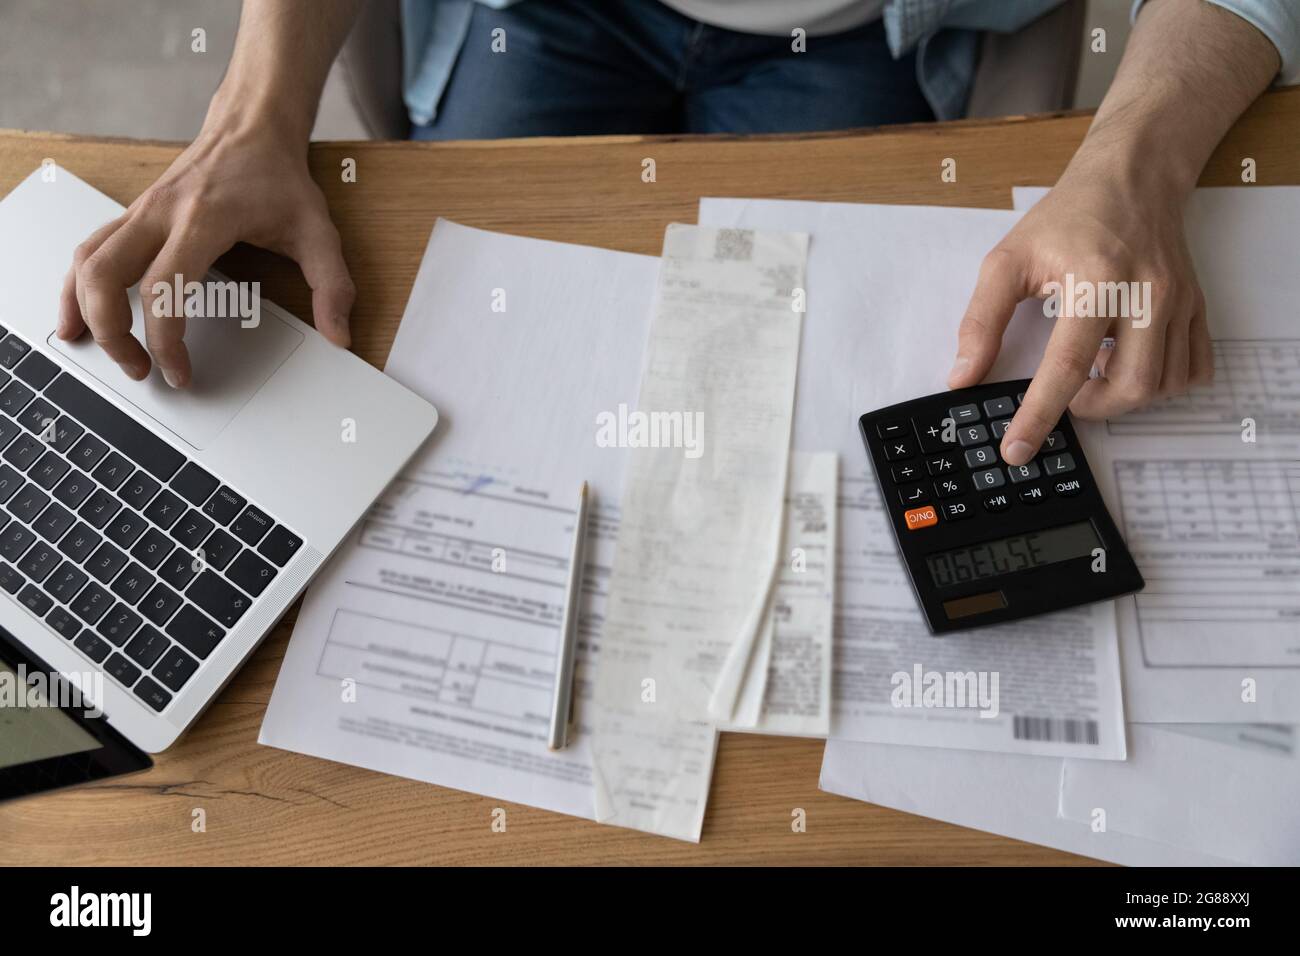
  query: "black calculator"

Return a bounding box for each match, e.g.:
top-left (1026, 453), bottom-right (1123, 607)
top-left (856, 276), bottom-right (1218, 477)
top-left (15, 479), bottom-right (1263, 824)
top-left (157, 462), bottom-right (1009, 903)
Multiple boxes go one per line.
top-left (859, 379), bottom-right (1143, 634)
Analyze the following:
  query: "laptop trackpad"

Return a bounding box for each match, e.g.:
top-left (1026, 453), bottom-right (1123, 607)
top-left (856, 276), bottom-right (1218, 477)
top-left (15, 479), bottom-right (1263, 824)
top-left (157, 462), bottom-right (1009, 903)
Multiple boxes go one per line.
top-left (48, 288), bottom-right (304, 450)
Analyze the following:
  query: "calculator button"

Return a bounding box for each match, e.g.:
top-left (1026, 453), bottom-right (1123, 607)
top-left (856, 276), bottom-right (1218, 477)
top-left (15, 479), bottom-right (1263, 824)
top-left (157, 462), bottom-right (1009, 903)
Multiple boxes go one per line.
top-left (1053, 478), bottom-right (1084, 497)
top-left (983, 396), bottom-right (1015, 418)
top-left (990, 419), bottom-right (1011, 439)
top-left (1043, 452), bottom-right (1075, 476)
top-left (964, 445), bottom-right (998, 469)
top-left (925, 454), bottom-right (958, 476)
top-left (933, 477), bottom-right (963, 498)
top-left (903, 506), bottom-right (939, 531)
top-left (1019, 486), bottom-right (1046, 504)
top-left (957, 424), bottom-right (989, 447)
top-left (883, 439), bottom-right (917, 461)
top-left (971, 468), bottom-right (1005, 490)
top-left (1007, 461), bottom-right (1041, 483)
top-left (939, 500), bottom-right (973, 522)
top-left (890, 463), bottom-right (922, 483)
top-left (897, 483), bottom-right (928, 506)
top-left (876, 421), bottom-right (909, 440)
top-left (948, 403), bottom-right (981, 424)
top-left (982, 492), bottom-right (1012, 513)
top-left (1041, 430), bottom-right (1067, 452)
top-left (913, 417), bottom-right (956, 452)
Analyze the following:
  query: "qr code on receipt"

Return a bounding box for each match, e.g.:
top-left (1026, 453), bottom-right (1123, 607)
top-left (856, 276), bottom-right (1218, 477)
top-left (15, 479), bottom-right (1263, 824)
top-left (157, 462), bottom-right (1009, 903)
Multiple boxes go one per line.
top-left (713, 228), bottom-right (754, 262)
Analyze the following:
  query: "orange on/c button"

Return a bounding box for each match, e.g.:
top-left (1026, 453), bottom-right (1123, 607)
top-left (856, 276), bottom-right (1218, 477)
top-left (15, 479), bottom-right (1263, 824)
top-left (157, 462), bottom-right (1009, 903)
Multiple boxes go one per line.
top-left (904, 505), bottom-right (939, 530)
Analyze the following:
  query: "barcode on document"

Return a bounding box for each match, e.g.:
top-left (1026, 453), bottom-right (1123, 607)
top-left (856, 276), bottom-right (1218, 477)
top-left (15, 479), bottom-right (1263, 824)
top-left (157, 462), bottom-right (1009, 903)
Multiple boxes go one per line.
top-left (1012, 715), bottom-right (1100, 745)
top-left (713, 228), bottom-right (754, 262)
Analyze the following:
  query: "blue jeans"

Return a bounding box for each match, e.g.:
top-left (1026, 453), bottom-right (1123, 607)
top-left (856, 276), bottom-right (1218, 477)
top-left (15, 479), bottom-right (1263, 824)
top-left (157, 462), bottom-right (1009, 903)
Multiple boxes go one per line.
top-left (411, 0), bottom-right (933, 139)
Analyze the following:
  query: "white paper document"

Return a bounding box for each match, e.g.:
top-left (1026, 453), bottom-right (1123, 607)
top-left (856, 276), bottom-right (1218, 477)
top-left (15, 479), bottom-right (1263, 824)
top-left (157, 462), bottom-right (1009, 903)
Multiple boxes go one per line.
top-left (594, 224), bottom-right (807, 725)
top-left (1058, 723), bottom-right (1300, 866)
top-left (820, 738), bottom-right (1235, 866)
top-left (261, 220), bottom-right (717, 841)
top-left (699, 198), bottom-right (1126, 759)
top-left (722, 451), bottom-right (837, 736)
top-left (1014, 186), bottom-right (1300, 722)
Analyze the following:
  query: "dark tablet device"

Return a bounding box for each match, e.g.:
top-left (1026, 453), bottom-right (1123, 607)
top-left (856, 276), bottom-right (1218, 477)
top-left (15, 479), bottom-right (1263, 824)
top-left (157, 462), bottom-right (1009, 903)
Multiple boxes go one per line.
top-left (0, 624), bottom-right (151, 802)
top-left (859, 379), bottom-right (1144, 634)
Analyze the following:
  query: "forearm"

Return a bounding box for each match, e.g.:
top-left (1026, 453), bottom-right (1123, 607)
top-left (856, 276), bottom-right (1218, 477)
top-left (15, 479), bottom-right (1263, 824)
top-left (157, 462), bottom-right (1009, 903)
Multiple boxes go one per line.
top-left (1063, 0), bottom-right (1280, 200)
top-left (206, 0), bottom-right (365, 144)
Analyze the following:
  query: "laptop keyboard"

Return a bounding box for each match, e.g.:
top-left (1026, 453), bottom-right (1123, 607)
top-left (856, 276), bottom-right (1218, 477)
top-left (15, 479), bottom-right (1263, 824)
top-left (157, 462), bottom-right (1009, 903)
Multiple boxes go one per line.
top-left (0, 326), bottom-right (303, 714)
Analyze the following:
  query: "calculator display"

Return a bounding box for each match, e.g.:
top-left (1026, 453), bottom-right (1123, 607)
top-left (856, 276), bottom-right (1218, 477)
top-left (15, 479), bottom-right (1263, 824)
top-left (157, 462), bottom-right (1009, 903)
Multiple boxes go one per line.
top-left (925, 521), bottom-right (1100, 588)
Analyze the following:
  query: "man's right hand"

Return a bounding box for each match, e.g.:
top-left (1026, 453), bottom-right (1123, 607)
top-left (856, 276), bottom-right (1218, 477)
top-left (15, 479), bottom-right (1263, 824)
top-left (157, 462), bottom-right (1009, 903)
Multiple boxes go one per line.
top-left (58, 0), bottom-right (364, 388)
top-left (58, 117), bottom-right (355, 388)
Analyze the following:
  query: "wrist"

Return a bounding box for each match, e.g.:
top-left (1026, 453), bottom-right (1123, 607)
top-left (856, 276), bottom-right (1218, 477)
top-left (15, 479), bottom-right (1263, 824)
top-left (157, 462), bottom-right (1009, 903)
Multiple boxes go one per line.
top-left (1059, 115), bottom-right (1199, 213)
top-left (205, 74), bottom-right (316, 149)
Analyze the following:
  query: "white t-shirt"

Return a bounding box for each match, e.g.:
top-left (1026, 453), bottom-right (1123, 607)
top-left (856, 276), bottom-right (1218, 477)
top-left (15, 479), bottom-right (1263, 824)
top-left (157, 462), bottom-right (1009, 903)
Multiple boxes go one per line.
top-left (660, 0), bottom-right (885, 37)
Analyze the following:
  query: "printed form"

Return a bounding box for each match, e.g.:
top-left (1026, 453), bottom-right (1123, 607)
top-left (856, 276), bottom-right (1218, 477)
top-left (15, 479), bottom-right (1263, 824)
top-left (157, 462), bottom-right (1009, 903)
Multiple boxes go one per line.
top-left (699, 198), bottom-right (1127, 759)
top-left (1015, 186), bottom-right (1300, 722)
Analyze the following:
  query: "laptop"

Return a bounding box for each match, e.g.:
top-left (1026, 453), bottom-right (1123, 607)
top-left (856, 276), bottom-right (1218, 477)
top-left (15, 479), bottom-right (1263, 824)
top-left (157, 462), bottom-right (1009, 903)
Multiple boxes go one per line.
top-left (0, 165), bottom-right (437, 765)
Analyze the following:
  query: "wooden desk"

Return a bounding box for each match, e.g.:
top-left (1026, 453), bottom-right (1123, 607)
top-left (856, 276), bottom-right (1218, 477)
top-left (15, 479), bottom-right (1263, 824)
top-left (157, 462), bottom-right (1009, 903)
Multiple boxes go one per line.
top-left (1, 88), bottom-right (1297, 865)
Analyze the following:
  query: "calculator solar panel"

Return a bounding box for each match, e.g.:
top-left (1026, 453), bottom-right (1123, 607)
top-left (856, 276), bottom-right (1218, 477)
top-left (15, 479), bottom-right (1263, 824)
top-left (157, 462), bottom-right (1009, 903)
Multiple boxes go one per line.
top-left (859, 379), bottom-right (1143, 634)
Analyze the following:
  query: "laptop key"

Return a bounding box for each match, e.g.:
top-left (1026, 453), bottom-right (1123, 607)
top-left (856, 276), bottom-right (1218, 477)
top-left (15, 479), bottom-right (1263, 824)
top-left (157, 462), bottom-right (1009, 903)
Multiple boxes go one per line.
top-left (124, 625), bottom-right (169, 668)
top-left (91, 450), bottom-right (132, 490)
top-left (143, 489), bottom-right (185, 530)
top-left (0, 561), bottom-right (24, 594)
top-left (171, 462), bottom-right (219, 507)
top-left (188, 570), bottom-right (251, 627)
top-left (0, 418), bottom-right (17, 453)
top-left (74, 630), bottom-right (111, 664)
top-left (171, 508), bottom-right (214, 550)
top-left (0, 464), bottom-right (21, 503)
top-left (0, 335), bottom-right (30, 369)
top-left (227, 549), bottom-right (276, 597)
top-left (18, 583), bottom-right (53, 616)
top-left (18, 397), bottom-right (58, 436)
top-left (201, 485), bottom-right (246, 525)
top-left (71, 582), bottom-right (113, 625)
top-left (0, 523), bottom-right (35, 562)
top-left (197, 528), bottom-right (239, 571)
top-left (43, 562), bottom-right (88, 603)
top-left (118, 470), bottom-right (161, 510)
top-left (45, 606), bottom-right (81, 641)
top-left (51, 416), bottom-right (84, 454)
top-left (33, 501), bottom-right (75, 543)
top-left (103, 652), bottom-right (142, 689)
top-left (165, 603), bottom-right (225, 659)
top-left (7, 482), bottom-right (48, 523)
top-left (230, 505), bottom-right (272, 546)
top-left (66, 432), bottom-right (110, 471)
top-left (153, 645), bottom-right (198, 692)
top-left (132, 675), bottom-right (172, 712)
top-left (97, 603), bottom-right (143, 646)
top-left (78, 488), bottom-right (121, 529)
top-left (130, 528), bottom-right (173, 569)
top-left (140, 582), bottom-right (183, 627)
top-left (3, 433), bottom-right (44, 470)
top-left (159, 548), bottom-right (199, 589)
top-left (45, 373), bottom-right (185, 481)
top-left (12, 350), bottom-right (59, 389)
top-left (87, 541), bottom-right (129, 584)
top-left (52, 470), bottom-right (94, 510)
top-left (258, 525), bottom-right (303, 567)
top-left (110, 562), bottom-right (155, 605)
top-left (0, 380), bottom-right (34, 416)
top-left (57, 522), bottom-right (101, 563)
top-left (104, 508), bottom-right (147, 548)
top-left (29, 451), bottom-right (69, 490)
top-left (18, 541), bottom-right (59, 582)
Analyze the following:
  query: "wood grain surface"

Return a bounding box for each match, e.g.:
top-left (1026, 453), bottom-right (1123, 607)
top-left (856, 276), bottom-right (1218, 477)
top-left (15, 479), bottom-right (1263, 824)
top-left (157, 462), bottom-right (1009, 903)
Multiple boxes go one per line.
top-left (0, 86), bottom-right (1296, 865)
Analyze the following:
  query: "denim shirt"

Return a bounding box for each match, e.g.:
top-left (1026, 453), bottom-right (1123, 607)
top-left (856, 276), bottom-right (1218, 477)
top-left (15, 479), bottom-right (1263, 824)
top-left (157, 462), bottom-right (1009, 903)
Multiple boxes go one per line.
top-left (400, 0), bottom-right (1300, 127)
